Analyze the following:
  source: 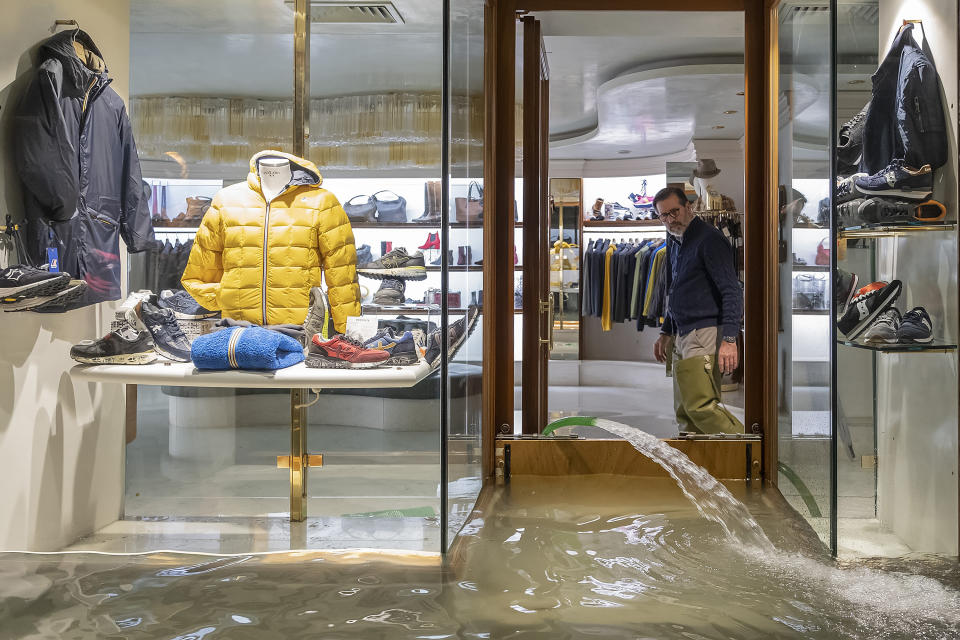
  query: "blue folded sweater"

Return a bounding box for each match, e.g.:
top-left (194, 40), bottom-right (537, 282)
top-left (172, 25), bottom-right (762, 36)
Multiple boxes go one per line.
top-left (191, 326), bottom-right (305, 371)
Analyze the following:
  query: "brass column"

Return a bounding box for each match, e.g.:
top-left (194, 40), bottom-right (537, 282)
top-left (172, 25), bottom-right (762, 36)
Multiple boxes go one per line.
top-left (290, 388), bottom-right (309, 521)
top-left (293, 0), bottom-right (310, 157)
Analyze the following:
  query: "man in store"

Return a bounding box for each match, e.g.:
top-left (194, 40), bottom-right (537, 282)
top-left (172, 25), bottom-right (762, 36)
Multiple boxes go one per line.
top-left (652, 187), bottom-right (744, 434)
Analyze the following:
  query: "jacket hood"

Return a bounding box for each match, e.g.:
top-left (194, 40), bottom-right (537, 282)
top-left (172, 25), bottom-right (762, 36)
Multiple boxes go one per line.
top-left (38, 29), bottom-right (107, 98)
top-left (247, 151), bottom-right (322, 196)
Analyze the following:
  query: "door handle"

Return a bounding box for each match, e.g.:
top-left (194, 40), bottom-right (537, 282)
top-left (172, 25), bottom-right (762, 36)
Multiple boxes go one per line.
top-left (538, 296), bottom-right (554, 350)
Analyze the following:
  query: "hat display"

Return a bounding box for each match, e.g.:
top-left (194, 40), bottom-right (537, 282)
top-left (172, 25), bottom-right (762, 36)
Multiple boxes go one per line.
top-left (690, 158), bottom-right (721, 182)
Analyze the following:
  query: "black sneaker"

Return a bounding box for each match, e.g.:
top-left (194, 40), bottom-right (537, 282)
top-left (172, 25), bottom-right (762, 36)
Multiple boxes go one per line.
top-left (129, 300), bottom-right (192, 362)
top-left (357, 248), bottom-right (427, 281)
top-left (70, 325), bottom-right (157, 365)
top-left (836, 102), bottom-right (868, 173)
top-left (834, 268), bottom-right (859, 317)
top-left (858, 198), bottom-right (919, 225)
top-left (836, 198), bottom-right (867, 227)
top-left (157, 289), bottom-right (219, 320)
top-left (837, 280), bottom-right (902, 340)
top-left (424, 305), bottom-right (480, 368)
top-left (302, 286), bottom-right (332, 344)
top-left (372, 278), bottom-right (405, 305)
top-left (898, 306), bottom-right (933, 343)
top-left (854, 160), bottom-right (933, 200)
top-left (9, 279), bottom-right (89, 313)
top-left (0, 264), bottom-right (70, 300)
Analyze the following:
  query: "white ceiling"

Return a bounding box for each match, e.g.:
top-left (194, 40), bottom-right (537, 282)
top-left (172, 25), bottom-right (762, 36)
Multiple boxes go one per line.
top-left (129, 2), bottom-right (881, 163)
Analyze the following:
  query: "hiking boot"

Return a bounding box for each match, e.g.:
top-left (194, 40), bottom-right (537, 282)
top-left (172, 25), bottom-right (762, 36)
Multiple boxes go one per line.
top-left (898, 306), bottom-right (933, 344)
top-left (128, 300), bottom-right (192, 362)
top-left (854, 160), bottom-right (933, 200)
top-left (302, 286), bottom-right (332, 344)
top-left (0, 264), bottom-right (70, 300)
top-left (157, 289), bottom-right (219, 320)
top-left (357, 248), bottom-right (427, 280)
top-left (306, 334), bottom-right (391, 369)
top-left (863, 307), bottom-right (901, 343)
top-left (364, 329), bottom-right (422, 365)
top-left (837, 280), bottom-right (902, 340)
top-left (372, 278), bottom-right (405, 305)
top-left (70, 325), bottom-right (157, 365)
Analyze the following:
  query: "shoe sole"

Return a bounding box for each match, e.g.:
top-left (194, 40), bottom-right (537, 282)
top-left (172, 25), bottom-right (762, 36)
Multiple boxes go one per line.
top-left (839, 274), bottom-right (859, 316)
top-left (898, 331), bottom-right (934, 344)
top-left (169, 310), bottom-right (219, 320)
top-left (0, 273), bottom-right (70, 299)
top-left (17, 281), bottom-right (88, 312)
top-left (385, 353), bottom-right (419, 366)
top-left (72, 351), bottom-right (158, 365)
top-left (845, 282), bottom-right (902, 340)
top-left (863, 331), bottom-right (898, 343)
top-left (358, 266), bottom-right (428, 281)
top-left (856, 186), bottom-right (932, 200)
top-left (154, 344), bottom-right (191, 362)
top-left (305, 355), bottom-right (388, 369)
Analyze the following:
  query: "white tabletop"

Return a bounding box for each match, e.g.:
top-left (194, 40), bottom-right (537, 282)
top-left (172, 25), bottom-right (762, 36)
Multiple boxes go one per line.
top-left (69, 360), bottom-right (435, 389)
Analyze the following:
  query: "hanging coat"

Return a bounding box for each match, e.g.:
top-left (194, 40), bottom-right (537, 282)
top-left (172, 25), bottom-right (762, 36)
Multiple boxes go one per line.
top-left (181, 151), bottom-right (362, 332)
top-left (14, 29), bottom-right (154, 308)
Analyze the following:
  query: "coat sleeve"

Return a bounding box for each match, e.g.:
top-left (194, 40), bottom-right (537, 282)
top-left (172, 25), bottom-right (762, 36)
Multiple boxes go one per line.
top-left (317, 200), bottom-right (361, 333)
top-left (181, 205), bottom-right (224, 310)
top-left (13, 58), bottom-right (79, 222)
top-left (117, 103), bottom-right (154, 253)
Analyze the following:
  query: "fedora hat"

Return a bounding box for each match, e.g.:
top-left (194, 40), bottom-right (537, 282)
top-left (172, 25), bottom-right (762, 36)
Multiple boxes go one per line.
top-left (691, 158), bottom-right (721, 181)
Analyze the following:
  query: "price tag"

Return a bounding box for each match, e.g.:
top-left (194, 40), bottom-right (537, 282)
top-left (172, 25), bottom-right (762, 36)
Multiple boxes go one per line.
top-left (345, 315), bottom-right (379, 342)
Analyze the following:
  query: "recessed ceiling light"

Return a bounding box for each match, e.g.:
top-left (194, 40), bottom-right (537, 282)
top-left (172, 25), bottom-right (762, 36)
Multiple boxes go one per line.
top-left (848, 79), bottom-right (866, 85)
top-left (723, 110), bottom-right (738, 115)
top-left (617, 150), bottom-right (630, 155)
top-left (712, 125), bottom-right (725, 130)
top-left (736, 91), bottom-right (745, 96)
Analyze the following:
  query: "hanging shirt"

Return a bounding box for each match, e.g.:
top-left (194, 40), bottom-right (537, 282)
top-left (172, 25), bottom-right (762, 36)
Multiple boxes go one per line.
top-left (601, 243), bottom-right (616, 331)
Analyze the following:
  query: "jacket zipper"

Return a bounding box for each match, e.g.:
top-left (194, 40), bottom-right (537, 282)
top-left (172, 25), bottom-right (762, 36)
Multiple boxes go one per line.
top-left (915, 96), bottom-right (924, 131)
top-left (261, 200), bottom-right (271, 325)
top-left (81, 77), bottom-right (97, 115)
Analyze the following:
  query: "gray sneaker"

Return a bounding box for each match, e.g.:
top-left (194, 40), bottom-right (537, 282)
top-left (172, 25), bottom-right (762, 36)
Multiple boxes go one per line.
top-left (302, 287), bottom-right (332, 344)
top-left (863, 307), bottom-right (901, 343)
top-left (357, 247), bottom-right (427, 281)
top-left (372, 278), bottom-right (405, 305)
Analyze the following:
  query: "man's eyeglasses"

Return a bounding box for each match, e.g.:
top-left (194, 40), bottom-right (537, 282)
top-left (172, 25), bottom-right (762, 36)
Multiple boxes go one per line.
top-left (657, 206), bottom-right (683, 221)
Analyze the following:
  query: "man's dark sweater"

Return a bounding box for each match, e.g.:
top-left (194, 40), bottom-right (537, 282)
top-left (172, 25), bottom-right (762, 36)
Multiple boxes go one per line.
top-left (661, 216), bottom-right (742, 339)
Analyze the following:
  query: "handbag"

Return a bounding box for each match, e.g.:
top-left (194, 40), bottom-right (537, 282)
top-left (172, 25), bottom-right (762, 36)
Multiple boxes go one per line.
top-left (372, 190), bottom-right (407, 223)
top-left (456, 181), bottom-right (484, 223)
top-left (815, 237), bottom-right (831, 265)
top-left (343, 195), bottom-right (377, 223)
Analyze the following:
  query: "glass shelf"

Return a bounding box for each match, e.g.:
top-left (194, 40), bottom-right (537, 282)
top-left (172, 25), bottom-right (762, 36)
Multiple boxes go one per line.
top-left (792, 264), bottom-right (829, 272)
top-left (839, 222), bottom-right (956, 239)
top-left (582, 220), bottom-right (664, 229)
top-left (838, 339), bottom-right (958, 353)
top-left (793, 309), bottom-right (829, 315)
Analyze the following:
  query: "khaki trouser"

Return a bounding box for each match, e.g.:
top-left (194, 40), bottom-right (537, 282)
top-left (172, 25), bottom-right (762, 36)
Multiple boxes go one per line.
top-left (669, 327), bottom-right (743, 434)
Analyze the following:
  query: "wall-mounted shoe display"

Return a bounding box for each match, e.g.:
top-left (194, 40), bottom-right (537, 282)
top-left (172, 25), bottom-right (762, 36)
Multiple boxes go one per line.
top-left (358, 248), bottom-right (427, 280)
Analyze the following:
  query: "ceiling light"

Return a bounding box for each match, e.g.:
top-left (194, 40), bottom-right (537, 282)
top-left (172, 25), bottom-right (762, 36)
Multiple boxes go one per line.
top-left (848, 79), bottom-right (866, 85)
top-left (617, 150), bottom-right (630, 155)
top-left (283, 1), bottom-right (405, 24)
top-left (723, 110), bottom-right (737, 115)
top-left (712, 125), bottom-right (725, 130)
top-left (736, 91), bottom-right (745, 96)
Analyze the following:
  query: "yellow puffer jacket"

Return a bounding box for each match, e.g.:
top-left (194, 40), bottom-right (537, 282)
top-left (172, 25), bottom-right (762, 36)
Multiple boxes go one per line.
top-left (182, 151), bottom-right (361, 331)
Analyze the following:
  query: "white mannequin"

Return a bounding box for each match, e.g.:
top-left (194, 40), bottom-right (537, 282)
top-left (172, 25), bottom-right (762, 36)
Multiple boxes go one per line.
top-left (259, 158), bottom-right (292, 202)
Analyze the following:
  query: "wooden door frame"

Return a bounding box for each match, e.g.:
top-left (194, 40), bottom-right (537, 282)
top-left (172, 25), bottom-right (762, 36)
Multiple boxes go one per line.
top-left (483, 0), bottom-right (781, 485)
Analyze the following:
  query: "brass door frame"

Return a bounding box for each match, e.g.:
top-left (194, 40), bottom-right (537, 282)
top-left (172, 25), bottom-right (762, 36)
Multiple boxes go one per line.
top-left (485, 0), bottom-right (781, 485)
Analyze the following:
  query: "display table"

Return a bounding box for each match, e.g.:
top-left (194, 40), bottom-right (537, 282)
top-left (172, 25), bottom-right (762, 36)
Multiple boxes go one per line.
top-left (71, 360), bottom-right (435, 521)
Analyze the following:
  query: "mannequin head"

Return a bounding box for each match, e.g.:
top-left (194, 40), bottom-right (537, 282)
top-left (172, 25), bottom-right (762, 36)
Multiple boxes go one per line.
top-left (258, 157), bottom-right (292, 201)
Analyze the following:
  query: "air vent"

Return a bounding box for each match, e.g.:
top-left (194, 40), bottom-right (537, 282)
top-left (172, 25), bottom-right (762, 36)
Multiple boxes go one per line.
top-left (284, 1), bottom-right (405, 24)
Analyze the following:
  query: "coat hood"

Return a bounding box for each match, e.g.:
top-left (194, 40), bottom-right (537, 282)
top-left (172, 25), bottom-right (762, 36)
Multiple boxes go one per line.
top-left (247, 151), bottom-right (322, 196)
top-left (37, 29), bottom-right (107, 98)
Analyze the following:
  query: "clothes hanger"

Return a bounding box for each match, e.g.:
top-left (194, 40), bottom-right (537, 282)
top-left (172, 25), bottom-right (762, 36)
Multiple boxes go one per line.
top-left (53, 19), bottom-right (80, 38)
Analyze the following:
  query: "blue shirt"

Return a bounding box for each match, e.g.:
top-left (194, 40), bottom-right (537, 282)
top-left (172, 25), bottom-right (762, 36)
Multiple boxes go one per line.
top-left (661, 216), bottom-right (742, 339)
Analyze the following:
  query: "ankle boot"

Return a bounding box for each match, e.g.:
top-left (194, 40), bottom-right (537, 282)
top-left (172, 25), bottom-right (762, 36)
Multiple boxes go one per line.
top-left (470, 291), bottom-right (478, 306)
top-left (457, 246), bottom-right (467, 265)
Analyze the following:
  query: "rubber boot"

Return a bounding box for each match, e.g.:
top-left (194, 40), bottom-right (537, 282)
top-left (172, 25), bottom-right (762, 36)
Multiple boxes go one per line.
top-left (673, 354), bottom-right (743, 434)
top-left (673, 375), bottom-right (694, 431)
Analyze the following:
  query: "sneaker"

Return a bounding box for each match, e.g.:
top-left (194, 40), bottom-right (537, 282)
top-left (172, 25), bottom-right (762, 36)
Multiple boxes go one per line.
top-left (914, 199), bottom-right (947, 222)
top-left (356, 244), bottom-right (374, 266)
top-left (378, 315), bottom-right (438, 336)
top-left (858, 198), bottom-right (916, 225)
top-left (835, 173), bottom-right (868, 204)
top-left (372, 278), bottom-right (405, 305)
top-left (863, 307), bottom-right (901, 343)
top-left (128, 300), bottom-right (192, 362)
top-left (424, 305), bottom-right (480, 368)
top-left (158, 289), bottom-right (219, 320)
top-left (306, 334), bottom-right (391, 369)
top-left (12, 279), bottom-right (88, 312)
top-left (837, 280), bottom-right (902, 340)
top-left (836, 197), bottom-right (868, 226)
top-left (70, 325), bottom-right (156, 365)
top-left (835, 268), bottom-right (859, 316)
top-left (854, 160), bottom-right (933, 200)
top-left (357, 248), bottom-right (427, 280)
top-left (898, 306), bottom-right (934, 344)
top-left (302, 286), bottom-right (332, 344)
top-left (364, 329), bottom-right (422, 366)
top-left (0, 264), bottom-right (70, 299)
top-left (836, 103), bottom-right (868, 173)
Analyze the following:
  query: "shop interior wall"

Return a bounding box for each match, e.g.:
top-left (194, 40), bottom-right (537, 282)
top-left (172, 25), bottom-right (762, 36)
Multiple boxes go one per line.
top-left (0, 0), bottom-right (129, 551)
top-left (875, 0), bottom-right (959, 554)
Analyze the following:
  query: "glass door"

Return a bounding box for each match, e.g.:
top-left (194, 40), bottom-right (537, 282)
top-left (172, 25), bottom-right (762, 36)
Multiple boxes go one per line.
top-left (549, 178), bottom-right (582, 361)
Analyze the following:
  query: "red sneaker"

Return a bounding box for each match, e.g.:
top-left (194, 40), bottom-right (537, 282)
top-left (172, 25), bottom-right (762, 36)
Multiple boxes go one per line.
top-left (307, 334), bottom-right (391, 369)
